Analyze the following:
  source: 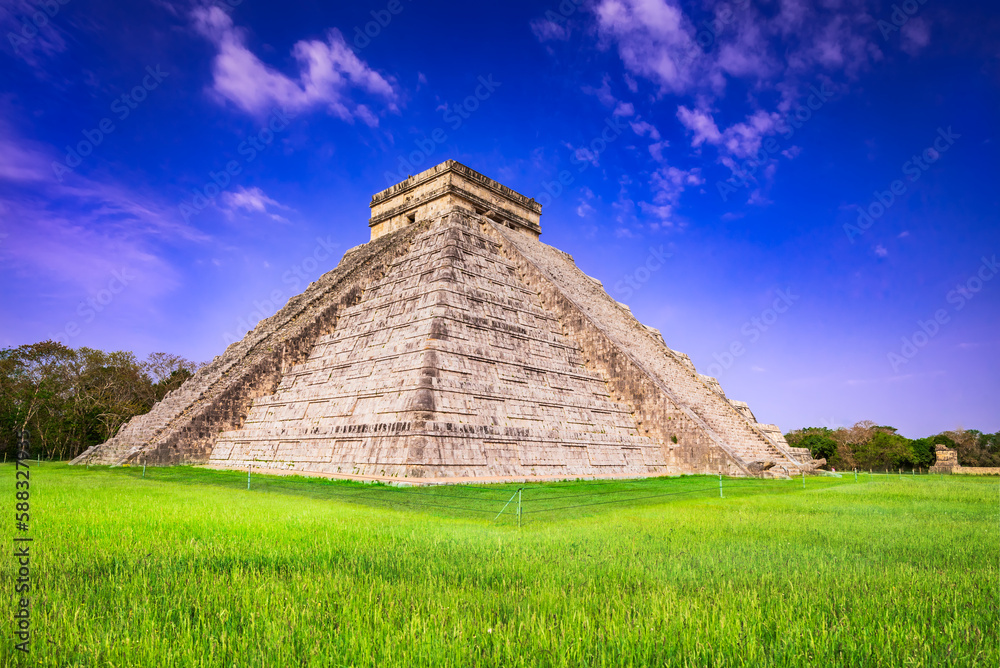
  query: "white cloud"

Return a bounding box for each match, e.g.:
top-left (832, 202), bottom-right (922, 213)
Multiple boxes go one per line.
top-left (874, 244), bottom-right (888, 258)
top-left (541, 0), bottom-right (888, 217)
top-left (220, 186), bottom-right (292, 223)
top-left (781, 146), bottom-right (802, 160)
top-left (900, 17), bottom-right (932, 57)
top-left (676, 105), bottom-right (722, 147)
top-left (678, 105), bottom-right (784, 159)
top-left (591, 0), bottom-right (882, 182)
top-left (192, 6), bottom-right (397, 124)
top-left (747, 189), bottom-right (772, 206)
top-left (576, 187), bottom-right (596, 217)
top-left (594, 0), bottom-right (699, 94)
top-left (628, 118), bottom-right (670, 162)
top-left (582, 76), bottom-right (619, 108)
top-left (530, 18), bottom-right (570, 42)
top-left (719, 110), bottom-right (782, 159)
top-left (630, 120), bottom-right (660, 140)
top-left (648, 141), bottom-right (669, 162)
top-left (613, 101), bottom-right (635, 117)
top-left (563, 141), bottom-right (600, 167)
top-left (639, 165), bottom-right (703, 227)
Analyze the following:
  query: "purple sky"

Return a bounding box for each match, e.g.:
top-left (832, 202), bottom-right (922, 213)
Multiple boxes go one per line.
top-left (1, 0), bottom-right (997, 437)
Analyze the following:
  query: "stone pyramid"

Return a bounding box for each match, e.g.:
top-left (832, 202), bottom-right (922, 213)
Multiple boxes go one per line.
top-left (73, 161), bottom-right (819, 480)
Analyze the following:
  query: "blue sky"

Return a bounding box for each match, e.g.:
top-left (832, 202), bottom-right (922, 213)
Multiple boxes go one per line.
top-left (0, 0), bottom-right (997, 436)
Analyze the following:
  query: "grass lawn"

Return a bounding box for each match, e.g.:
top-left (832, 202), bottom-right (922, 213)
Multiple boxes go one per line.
top-left (2, 463), bottom-right (997, 667)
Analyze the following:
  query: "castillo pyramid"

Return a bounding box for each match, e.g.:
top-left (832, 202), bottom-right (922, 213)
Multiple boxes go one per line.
top-left (72, 161), bottom-right (820, 480)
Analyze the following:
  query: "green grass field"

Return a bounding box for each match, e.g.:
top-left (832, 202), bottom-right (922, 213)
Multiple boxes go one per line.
top-left (2, 463), bottom-right (997, 667)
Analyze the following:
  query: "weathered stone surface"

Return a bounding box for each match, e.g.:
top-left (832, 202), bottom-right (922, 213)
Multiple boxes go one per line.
top-left (929, 444), bottom-right (960, 473)
top-left (71, 226), bottom-right (423, 467)
top-left (930, 444), bottom-right (1000, 475)
top-left (747, 461), bottom-right (776, 475)
top-left (370, 160), bottom-right (541, 240)
top-left (73, 160), bottom-right (821, 480)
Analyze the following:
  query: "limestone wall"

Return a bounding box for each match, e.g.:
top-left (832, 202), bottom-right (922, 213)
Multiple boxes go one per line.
top-left (952, 467), bottom-right (1000, 475)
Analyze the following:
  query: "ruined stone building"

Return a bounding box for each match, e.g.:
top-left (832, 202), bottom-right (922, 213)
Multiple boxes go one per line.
top-left (929, 444), bottom-right (1000, 475)
top-left (73, 161), bottom-right (819, 481)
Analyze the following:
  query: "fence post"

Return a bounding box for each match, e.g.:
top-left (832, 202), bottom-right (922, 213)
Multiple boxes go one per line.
top-left (802, 470), bottom-right (805, 489)
top-left (247, 465), bottom-right (251, 491)
top-left (495, 489), bottom-right (519, 521)
top-left (517, 488), bottom-right (522, 528)
top-left (719, 474), bottom-right (723, 499)
top-left (142, 461), bottom-right (146, 478)
top-left (854, 468), bottom-right (857, 482)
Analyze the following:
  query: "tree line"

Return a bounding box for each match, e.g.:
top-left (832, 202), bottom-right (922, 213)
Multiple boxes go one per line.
top-left (0, 341), bottom-right (200, 460)
top-left (785, 420), bottom-right (999, 471)
top-left (2, 342), bottom-right (996, 468)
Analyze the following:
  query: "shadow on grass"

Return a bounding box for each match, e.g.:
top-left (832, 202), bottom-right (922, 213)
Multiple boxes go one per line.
top-left (52, 463), bottom-right (878, 524)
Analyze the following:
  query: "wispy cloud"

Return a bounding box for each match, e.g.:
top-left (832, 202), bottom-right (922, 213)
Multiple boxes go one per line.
top-left (580, 0), bottom-right (887, 206)
top-left (531, 17), bottom-right (570, 42)
top-left (0, 118), bottom-right (205, 299)
top-left (676, 105), bottom-right (722, 147)
top-left (594, 0), bottom-right (698, 94)
top-left (900, 18), bottom-right (932, 56)
top-left (639, 165), bottom-right (703, 229)
top-left (220, 186), bottom-right (293, 223)
top-left (593, 0), bottom-right (882, 105)
top-left (191, 6), bottom-right (398, 125)
top-left (1, 0), bottom-right (71, 66)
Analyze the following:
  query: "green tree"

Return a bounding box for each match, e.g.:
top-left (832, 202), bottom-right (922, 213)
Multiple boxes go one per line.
top-left (0, 343), bottom-right (202, 460)
top-left (853, 431), bottom-right (915, 470)
top-left (909, 437), bottom-right (939, 468)
top-left (797, 432), bottom-right (838, 461)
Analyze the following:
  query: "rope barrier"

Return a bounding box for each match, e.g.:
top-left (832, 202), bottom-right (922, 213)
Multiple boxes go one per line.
top-left (121, 466), bottom-right (941, 521)
top-left (523, 483), bottom-right (780, 514)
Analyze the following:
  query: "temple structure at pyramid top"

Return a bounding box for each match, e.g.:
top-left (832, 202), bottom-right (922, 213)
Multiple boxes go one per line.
top-left (73, 160), bottom-right (822, 482)
top-left (369, 160), bottom-right (542, 240)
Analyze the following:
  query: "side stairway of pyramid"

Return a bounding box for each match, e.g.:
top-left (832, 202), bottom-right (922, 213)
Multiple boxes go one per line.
top-left (73, 160), bottom-right (821, 478)
top-left (485, 218), bottom-right (809, 477)
top-left (71, 226), bottom-right (425, 466)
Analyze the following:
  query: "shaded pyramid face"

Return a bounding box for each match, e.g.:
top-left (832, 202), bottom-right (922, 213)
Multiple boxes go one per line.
top-left (211, 213), bottom-right (663, 479)
top-left (73, 161), bottom-right (819, 479)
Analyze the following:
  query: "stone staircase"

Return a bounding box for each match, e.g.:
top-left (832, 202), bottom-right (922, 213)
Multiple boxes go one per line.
top-left (71, 225), bottom-right (426, 466)
top-left (490, 219), bottom-right (811, 476)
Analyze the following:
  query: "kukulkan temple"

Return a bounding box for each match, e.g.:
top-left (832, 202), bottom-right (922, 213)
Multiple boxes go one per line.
top-left (73, 161), bottom-right (823, 481)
